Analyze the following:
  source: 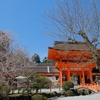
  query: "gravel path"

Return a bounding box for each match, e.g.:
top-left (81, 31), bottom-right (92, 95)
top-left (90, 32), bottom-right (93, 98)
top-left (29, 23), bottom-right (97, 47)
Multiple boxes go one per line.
top-left (57, 93), bottom-right (100, 100)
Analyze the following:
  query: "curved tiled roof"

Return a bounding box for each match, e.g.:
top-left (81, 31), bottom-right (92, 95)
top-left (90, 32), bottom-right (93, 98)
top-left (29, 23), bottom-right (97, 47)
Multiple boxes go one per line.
top-left (28, 63), bottom-right (59, 73)
top-left (52, 41), bottom-right (90, 50)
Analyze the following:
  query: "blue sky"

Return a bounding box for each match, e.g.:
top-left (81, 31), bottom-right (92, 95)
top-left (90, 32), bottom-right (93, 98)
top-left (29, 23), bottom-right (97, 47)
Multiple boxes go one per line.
top-left (0, 0), bottom-right (57, 61)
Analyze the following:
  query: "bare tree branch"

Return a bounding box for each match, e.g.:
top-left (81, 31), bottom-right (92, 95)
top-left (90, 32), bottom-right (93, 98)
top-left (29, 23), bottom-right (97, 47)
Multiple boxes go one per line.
top-left (46, 0), bottom-right (100, 71)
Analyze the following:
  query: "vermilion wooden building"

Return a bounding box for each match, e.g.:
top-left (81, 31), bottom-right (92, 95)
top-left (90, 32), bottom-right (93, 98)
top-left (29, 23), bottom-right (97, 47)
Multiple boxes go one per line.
top-left (48, 41), bottom-right (100, 86)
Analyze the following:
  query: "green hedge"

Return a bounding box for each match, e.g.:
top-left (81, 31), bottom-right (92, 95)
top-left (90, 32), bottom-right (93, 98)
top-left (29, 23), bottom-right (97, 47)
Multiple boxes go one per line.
top-left (32, 94), bottom-right (47, 100)
top-left (62, 81), bottom-right (74, 91)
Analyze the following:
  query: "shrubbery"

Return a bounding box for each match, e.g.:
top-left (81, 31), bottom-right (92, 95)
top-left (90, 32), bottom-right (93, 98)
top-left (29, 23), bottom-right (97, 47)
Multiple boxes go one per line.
top-left (65, 90), bottom-right (74, 96)
top-left (77, 89), bottom-right (91, 95)
top-left (60, 90), bottom-right (66, 96)
top-left (32, 94), bottom-right (47, 100)
top-left (62, 81), bottom-right (74, 91)
top-left (61, 81), bottom-right (93, 97)
top-left (0, 83), bottom-right (10, 100)
top-left (77, 89), bottom-right (83, 95)
top-left (32, 75), bottom-right (52, 93)
top-left (83, 89), bottom-right (90, 95)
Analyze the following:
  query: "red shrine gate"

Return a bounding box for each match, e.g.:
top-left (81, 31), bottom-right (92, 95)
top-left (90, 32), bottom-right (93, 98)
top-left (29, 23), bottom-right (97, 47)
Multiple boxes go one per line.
top-left (48, 42), bottom-right (100, 86)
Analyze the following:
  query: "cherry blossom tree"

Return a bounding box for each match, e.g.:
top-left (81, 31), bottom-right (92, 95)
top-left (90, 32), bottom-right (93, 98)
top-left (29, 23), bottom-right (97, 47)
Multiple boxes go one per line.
top-left (0, 31), bottom-right (30, 82)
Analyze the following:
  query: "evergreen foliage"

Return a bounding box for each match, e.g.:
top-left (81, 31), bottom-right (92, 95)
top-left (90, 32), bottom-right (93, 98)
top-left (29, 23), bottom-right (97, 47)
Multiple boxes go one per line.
top-left (32, 53), bottom-right (41, 63)
top-left (62, 81), bottom-right (74, 91)
top-left (32, 94), bottom-right (47, 100)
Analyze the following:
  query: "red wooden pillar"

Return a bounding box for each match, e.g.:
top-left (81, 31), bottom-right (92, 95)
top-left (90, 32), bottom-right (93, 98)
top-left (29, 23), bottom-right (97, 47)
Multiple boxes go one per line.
top-left (67, 67), bottom-right (70, 81)
top-left (82, 68), bottom-right (85, 84)
top-left (79, 72), bottom-right (82, 84)
top-left (59, 68), bottom-right (62, 86)
top-left (66, 71), bottom-right (68, 81)
top-left (89, 69), bottom-right (93, 84)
